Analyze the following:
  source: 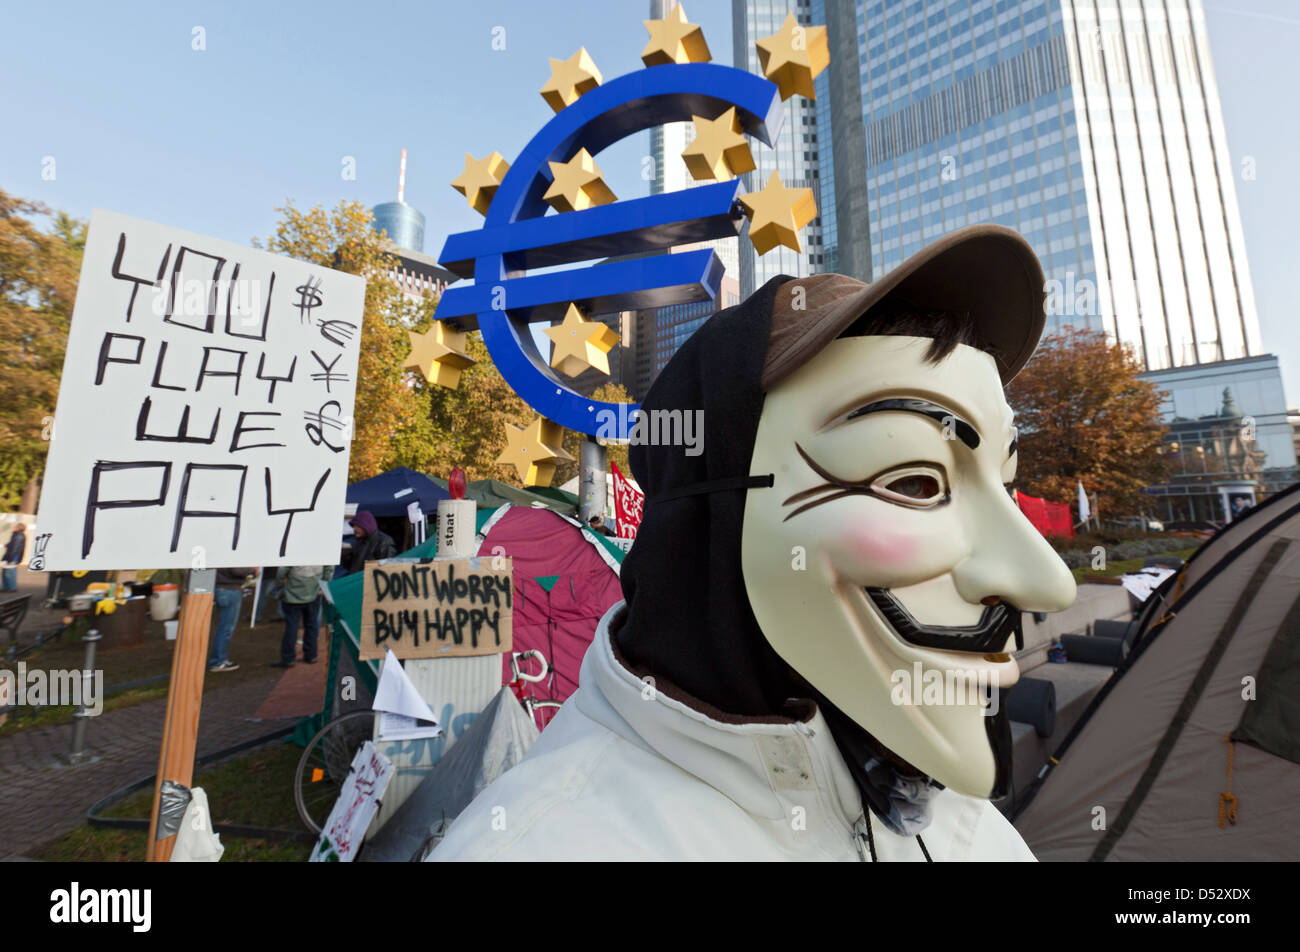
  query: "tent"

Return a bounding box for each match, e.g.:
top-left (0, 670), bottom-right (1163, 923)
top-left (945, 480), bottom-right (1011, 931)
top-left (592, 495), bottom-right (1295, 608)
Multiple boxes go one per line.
top-left (300, 504), bottom-right (624, 742)
top-left (430, 476), bottom-right (578, 517)
top-left (359, 684), bottom-right (539, 862)
top-left (1013, 482), bottom-right (1300, 860)
top-left (347, 467), bottom-right (450, 518)
top-left (477, 505), bottom-right (623, 704)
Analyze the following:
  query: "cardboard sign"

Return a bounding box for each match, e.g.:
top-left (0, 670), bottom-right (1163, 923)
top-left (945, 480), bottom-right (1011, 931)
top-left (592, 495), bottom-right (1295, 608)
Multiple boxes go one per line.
top-left (359, 558), bottom-right (513, 660)
top-left (309, 741), bottom-right (394, 862)
top-left (33, 209), bottom-right (366, 570)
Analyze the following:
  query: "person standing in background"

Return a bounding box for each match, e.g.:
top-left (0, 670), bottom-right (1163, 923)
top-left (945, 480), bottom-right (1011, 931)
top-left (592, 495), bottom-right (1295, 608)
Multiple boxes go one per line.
top-left (209, 566), bottom-right (256, 672)
top-left (273, 564), bottom-right (333, 667)
top-left (2, 524), bottom-right (27, 592)
top-left (347, 511), bottom-right (396, 575)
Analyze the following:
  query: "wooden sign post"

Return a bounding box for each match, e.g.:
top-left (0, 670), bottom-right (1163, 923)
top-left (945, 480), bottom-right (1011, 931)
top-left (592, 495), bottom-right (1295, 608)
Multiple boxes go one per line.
top-left (145, 569), bottom-right (215, 862)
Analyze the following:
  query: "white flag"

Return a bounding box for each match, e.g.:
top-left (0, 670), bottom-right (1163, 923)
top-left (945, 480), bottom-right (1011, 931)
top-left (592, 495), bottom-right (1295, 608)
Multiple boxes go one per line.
top-left (1077, 481), bottom-right (1091, 524)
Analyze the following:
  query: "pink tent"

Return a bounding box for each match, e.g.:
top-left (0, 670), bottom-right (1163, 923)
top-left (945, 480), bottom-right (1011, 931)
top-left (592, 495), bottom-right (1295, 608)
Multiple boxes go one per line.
top-left (476, 507), bottom-right (624, 710)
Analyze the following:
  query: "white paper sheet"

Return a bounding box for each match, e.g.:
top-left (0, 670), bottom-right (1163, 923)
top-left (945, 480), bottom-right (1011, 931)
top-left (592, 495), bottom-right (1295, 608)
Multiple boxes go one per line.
top-left (373, 648), bottom-right (443, 740)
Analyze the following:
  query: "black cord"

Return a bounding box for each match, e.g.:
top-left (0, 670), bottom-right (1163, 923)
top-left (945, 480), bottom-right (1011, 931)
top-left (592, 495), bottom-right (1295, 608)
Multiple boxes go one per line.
top-left (861, 812), bottom-right (934, 861)
top-left (861, 812), bottom-right (877, 861)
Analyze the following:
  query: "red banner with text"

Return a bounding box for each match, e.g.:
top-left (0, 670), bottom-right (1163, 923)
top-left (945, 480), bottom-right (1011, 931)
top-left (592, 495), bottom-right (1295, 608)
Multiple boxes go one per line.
top-left (611, 461), bottom-right (644, 540)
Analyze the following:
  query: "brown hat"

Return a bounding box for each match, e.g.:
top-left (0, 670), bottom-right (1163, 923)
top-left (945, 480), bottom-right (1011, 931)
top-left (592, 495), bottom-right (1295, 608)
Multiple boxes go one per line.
top-left (762, 224), bottom-right (1046, 390)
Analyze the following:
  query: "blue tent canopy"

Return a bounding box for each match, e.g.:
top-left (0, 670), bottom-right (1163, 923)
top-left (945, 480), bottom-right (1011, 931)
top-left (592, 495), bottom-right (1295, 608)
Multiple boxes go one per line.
top-left (346, 466), bottom-right (450, 518)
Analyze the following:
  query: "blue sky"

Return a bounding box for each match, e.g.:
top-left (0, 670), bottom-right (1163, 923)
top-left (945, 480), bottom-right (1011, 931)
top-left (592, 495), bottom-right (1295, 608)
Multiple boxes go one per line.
top-left (2, 0), bottom-right (1296, 403)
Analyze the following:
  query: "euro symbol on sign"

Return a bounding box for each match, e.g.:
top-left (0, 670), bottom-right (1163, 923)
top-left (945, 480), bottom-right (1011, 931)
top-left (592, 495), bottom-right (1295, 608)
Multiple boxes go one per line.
top-left (432, 63), bottom-right (783, 437)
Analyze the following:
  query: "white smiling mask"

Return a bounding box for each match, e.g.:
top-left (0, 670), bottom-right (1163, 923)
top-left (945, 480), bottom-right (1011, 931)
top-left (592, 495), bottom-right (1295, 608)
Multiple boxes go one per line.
top-left (742, 334), bottom-right (1076, 798)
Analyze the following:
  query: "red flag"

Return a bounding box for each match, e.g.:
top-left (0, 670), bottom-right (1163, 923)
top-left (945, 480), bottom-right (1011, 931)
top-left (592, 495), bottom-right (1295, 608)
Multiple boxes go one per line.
top-left (610, 461), bottom-right (644, 540)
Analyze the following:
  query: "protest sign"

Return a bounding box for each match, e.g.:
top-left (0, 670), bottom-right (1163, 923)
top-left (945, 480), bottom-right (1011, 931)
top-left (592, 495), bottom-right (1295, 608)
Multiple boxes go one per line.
top-left (33, 209), bottom-right (366, 570)
top-left (309, 741), bottom-right (394, 862)
top-left (359, 558), bottom-right (513, 660)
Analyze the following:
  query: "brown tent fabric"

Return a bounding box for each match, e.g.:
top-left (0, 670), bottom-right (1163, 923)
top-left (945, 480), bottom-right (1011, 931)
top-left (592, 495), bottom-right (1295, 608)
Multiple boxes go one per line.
top-left (1014, 483), bottom-right (1300, 861)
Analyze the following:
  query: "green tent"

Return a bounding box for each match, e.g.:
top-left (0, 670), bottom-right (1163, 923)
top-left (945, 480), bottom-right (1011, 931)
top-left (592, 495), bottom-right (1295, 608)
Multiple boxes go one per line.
top-left (429, 477), bottom-right (578, 516)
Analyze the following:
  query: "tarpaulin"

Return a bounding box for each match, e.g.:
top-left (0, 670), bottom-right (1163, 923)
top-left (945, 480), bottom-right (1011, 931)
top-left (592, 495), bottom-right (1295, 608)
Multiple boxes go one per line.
top-left (1015, 490), bottom-right (1075, 539)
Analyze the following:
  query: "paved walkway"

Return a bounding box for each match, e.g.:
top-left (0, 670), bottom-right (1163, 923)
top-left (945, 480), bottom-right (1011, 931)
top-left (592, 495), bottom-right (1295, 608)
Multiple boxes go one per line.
top-left (0, 673), bottom-right (299, 859)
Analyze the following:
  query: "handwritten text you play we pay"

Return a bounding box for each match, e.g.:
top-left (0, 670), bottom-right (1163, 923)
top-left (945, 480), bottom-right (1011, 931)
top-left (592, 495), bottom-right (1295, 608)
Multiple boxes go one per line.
top-left (370, 563), bottom-right (513, 652)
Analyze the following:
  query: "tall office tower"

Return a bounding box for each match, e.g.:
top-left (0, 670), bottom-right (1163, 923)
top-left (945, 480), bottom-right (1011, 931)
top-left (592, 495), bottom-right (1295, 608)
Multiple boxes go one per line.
top-left (733, 0), bottom-right (827, 298)
top-left (821, 0), bottom-right (1294, 517)
top-left (649, 0), bottom-right (741, 280)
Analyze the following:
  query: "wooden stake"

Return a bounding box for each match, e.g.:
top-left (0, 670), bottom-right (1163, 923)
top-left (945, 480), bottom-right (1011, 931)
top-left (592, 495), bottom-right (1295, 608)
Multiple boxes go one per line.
top-left (146, 569), bottom-right (215, 862)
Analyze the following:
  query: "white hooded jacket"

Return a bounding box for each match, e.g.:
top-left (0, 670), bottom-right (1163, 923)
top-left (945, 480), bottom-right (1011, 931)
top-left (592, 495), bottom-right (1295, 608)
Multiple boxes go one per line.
top-left (428, 604), bottom-right (1036, 862)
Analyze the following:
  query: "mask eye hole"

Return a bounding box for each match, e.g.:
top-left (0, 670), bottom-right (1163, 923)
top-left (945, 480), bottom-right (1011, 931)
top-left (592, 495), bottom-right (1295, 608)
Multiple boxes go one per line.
top-left (870, 465), bottom-right (948, 508)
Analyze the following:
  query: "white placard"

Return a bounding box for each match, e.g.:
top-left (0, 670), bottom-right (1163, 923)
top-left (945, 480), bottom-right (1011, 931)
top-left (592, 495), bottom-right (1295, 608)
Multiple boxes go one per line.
top-left (32, 209), bottom-right (366, 570)
top-left (309, 741), bottom-right (394, 862)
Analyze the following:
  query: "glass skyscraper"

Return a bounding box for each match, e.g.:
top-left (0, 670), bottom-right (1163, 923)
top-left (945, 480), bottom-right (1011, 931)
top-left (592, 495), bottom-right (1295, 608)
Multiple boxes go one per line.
top-left (820, 0), bottom-right (1294, 513)
top-left (733, 0), bottom-right (828, 297)
top-left (826, 0), bottom-right (1262, 372)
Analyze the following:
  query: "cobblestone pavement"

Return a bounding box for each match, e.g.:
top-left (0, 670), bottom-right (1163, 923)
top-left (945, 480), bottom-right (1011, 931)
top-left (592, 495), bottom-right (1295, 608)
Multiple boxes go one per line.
top-left (0, 674), bottom-right (297, 859)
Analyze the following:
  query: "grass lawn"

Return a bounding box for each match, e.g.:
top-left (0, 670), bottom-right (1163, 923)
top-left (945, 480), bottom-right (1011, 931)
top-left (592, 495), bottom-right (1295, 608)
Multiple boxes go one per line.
top-left (32, 741), bottom-right (314, 862)
top-left (1071, 547), bottom-right (1200, 584)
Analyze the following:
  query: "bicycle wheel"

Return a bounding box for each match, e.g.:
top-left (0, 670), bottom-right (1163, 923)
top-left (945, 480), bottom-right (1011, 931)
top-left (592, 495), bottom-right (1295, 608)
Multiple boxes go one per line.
top-left (293, 709), bottom-right (376, 835)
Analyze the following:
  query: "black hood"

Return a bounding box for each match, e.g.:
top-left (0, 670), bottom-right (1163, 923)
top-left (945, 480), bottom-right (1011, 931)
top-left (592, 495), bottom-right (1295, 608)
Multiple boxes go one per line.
top-left (614, 275), bottom-right (796, 718)
top-left (611, 274), bottom-right (982, 832)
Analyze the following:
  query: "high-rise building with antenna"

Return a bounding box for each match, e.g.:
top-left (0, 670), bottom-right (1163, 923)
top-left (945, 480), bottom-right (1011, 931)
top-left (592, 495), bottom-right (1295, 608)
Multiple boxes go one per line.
top-left (373, 148), bottom-right (428, 254)
top-left (371, 149), bottom-right (456, 301)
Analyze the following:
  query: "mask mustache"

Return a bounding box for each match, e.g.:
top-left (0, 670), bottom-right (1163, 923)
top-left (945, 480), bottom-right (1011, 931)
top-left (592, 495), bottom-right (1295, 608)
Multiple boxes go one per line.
top-left (865, 588), bottom-right (1024, 654)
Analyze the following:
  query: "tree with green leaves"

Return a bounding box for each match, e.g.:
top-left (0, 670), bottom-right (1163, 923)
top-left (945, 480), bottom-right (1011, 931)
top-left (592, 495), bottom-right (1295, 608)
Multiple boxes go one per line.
top-left (0, 189), bottom-right (85, 511)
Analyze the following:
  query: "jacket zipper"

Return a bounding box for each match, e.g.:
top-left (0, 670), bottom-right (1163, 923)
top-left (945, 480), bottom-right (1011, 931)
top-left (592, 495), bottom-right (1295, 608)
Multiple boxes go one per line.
top-left (795, 722), bottom-right (870, 861)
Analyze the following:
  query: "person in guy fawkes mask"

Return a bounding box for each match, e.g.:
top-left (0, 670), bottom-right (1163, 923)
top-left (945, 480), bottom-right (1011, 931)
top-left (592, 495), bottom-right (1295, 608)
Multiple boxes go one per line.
top-left (429, 225), bottom-right (1076, 861)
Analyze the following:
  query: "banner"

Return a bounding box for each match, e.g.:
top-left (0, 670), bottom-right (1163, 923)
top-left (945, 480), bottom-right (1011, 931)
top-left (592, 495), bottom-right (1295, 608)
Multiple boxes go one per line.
top-left (33, 209), bottom-right (366, 570)
top-left (359, 558), bottom-right (514, 660)
top-left (1015, 490), bottom-right (1075, 539)
top-left (611, 461), bottom-right (644, 540)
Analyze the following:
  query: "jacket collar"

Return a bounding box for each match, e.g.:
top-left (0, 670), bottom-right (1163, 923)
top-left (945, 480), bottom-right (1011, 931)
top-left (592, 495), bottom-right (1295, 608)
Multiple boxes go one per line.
top-left (576, 602), bottom-right (865, 826)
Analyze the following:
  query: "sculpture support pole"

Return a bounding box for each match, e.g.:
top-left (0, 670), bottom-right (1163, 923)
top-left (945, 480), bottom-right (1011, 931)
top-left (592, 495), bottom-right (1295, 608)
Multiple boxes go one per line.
top-left (579, 438), bottom-right (608, 528)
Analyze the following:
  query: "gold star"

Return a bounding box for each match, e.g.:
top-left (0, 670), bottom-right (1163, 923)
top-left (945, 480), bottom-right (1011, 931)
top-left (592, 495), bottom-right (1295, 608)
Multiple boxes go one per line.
top-left (544, 304), bottom-right (621, 377)
top-left (543, 149), bottom-right (616, 213)
top-left (681, 108), bottom-right (756, 181)
top-left (738, 171), bottom-right (817, 255)
top-left (642, 3), bottom-right (711, 66)
top-left (450, 152), bottom-right (510, 216)
top-left (496, 417), bottom-right (574, 487)
top-left (540, 48), bottom-right (602, 113)
top-left (755, 12), bottom-right (829, 101)
top-left (405, 322), bottom-right (476, 389)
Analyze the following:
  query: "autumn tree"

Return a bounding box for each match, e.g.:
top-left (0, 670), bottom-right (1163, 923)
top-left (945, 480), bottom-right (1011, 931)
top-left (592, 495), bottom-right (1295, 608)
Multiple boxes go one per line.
top-left (0, 189), bottom-right (85, 511)
top-left (390, 317), bottom-right (536, 483)
top-left (258, 201), bottom-right (414, 482)
top-left (389, 305), bottom-right (635, 490)
top-left (1006, 325), bottom-right (1169, 518)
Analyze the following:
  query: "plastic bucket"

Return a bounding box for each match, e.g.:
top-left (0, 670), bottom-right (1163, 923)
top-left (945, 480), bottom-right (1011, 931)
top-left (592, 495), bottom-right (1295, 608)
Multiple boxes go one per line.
top-left (164, 619), bottom-right (179, 640)
top-left (150, 584), bottom-right (180, 622)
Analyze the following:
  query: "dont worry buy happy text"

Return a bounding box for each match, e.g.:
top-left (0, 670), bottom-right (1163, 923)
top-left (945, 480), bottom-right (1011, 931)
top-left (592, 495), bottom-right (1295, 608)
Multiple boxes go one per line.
top-left (359, 558), bottom-right (515, 660)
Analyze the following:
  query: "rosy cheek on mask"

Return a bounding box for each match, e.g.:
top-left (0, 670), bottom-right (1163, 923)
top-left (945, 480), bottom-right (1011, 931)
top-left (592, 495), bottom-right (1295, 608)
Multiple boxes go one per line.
top-left (847, 524), bottom-right (918, 567)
